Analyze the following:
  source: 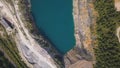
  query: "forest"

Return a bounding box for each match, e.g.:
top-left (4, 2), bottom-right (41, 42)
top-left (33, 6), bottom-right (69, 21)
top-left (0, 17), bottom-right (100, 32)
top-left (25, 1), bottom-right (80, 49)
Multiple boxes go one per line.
top-left (94, 0), bottom-right (120, 68)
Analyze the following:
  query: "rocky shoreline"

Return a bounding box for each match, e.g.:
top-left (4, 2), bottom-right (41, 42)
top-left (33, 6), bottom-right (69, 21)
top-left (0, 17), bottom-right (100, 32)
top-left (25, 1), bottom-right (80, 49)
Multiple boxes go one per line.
top-left (0, 0), bottom-right (96, 68)
top-left (24, 0), bottom-right (96, 68)
top-left (0, 0), bottom-right (65, 68)
top-left (17, 0), bottom-right (65, 68)
top-left (64, 0), bottom-right (95, 68)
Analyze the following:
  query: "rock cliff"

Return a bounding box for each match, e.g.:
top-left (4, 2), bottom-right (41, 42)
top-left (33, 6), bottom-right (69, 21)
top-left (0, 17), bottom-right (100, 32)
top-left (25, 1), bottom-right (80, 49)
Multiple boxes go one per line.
top-left (0, 0), bottom-right (63, 68)
top-left (0, 0), bottom-right (97, 68)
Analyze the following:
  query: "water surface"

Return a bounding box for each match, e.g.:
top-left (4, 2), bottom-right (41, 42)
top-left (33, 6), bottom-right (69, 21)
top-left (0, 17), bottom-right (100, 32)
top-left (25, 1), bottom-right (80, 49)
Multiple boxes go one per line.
top-left (31, 0), bottom-right (75, 54)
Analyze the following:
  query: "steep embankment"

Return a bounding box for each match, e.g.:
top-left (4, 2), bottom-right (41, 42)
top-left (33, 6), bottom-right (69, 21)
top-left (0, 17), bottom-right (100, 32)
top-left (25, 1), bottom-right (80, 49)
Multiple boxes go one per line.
top-left (0, 0), bottom-right (63, 68)
top-left (64, 0), bottom-right (96, 68)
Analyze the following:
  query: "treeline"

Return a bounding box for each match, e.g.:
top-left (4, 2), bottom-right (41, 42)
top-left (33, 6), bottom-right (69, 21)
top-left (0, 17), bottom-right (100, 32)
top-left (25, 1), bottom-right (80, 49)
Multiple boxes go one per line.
top-left (94, 0), bottom-right (120, 68)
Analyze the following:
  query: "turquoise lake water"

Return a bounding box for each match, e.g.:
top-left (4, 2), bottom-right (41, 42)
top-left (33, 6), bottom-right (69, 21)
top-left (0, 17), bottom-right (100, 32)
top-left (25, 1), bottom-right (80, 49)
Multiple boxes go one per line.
top-left (31, 0), bottom-right (75, 54)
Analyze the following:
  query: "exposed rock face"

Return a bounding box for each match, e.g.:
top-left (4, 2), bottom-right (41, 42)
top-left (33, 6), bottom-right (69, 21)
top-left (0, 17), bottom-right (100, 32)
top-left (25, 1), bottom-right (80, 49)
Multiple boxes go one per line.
top-left (115, 0), bottom-right (120, 11)
top-left (0, 0), bottom-right (63, 68)
top-left (64, 0), bottom-right (95, 68)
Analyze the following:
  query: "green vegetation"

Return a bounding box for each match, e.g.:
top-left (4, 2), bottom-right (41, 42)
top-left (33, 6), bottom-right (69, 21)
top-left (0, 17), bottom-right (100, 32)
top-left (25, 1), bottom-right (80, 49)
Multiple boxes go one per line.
top-left (17, 0), bottom-right (34, 33)
top-left (18, 0), bottom-right (31, 21)
top-left (0, 50), bottom-right (15, 68)
top-left (5, 0), bottom-right (13, 6)
top-left (94, 0), bottom-right (120, 68)
top-left (0, 24), bottom-right (28, 68)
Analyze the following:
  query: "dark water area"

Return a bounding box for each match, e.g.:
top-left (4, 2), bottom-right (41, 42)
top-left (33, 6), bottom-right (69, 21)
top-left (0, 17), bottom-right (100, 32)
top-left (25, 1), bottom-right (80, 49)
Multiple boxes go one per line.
top-left (31, 0), bottom-right (75, 54)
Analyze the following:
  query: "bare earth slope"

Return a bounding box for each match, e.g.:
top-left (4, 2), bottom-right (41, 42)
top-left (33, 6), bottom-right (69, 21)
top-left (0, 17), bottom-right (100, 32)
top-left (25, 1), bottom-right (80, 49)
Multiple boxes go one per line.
top-left (64, 0), bottom-right (95, 68)
top-left (115, 0), bottom-right (120, 11)
top-left (0, 0), bottom-right (97, 68)
top-left (0, 0), bottom-right (58, 68)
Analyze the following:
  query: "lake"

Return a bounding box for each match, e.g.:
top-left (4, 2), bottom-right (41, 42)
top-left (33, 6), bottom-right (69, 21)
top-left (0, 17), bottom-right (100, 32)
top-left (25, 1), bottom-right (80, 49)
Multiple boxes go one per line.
top-left (31, 0), bottom-right (75, 54)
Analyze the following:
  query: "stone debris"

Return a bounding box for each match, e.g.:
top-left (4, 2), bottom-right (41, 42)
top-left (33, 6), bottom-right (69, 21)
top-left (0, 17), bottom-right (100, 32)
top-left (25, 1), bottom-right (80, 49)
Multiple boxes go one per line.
top-left (0, 0), bottom-right (57, 68)
top-left (64, 0), bottom-right (94, 68)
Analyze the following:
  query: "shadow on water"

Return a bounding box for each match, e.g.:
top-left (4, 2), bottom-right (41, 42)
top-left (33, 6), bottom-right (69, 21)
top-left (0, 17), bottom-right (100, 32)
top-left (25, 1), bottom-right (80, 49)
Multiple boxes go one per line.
top-left (32, 12), bottom-right (64, 54)
top-left (30, 12), bottom-right (65, 67)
